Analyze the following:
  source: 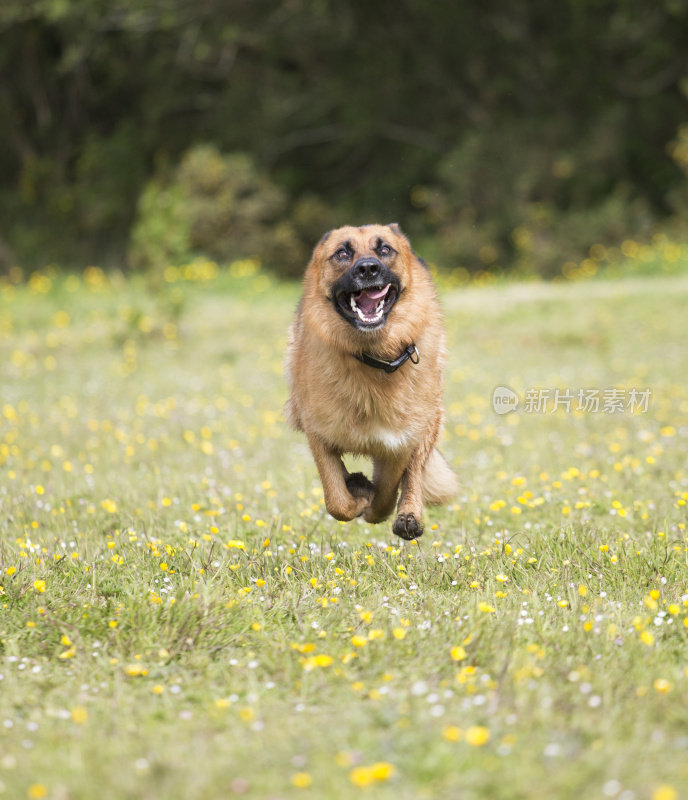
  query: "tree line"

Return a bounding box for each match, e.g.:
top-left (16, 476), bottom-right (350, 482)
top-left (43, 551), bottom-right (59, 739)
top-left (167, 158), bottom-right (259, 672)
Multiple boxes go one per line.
top-left (2, 0), bottom-right (688, 276)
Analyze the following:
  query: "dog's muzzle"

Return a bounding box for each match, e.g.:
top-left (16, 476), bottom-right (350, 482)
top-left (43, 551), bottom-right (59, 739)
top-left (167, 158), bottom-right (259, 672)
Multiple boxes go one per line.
top-left (332, 258), bottom-right (400, 330)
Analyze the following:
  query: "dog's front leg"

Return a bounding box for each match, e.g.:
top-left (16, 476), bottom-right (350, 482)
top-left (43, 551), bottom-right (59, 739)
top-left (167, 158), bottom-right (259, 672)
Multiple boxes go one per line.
top-left (363, 456), bottom-right (406, 524)
top-left (393, 413), bottom-right (444, 539)
top-left (393, 462), bottom-right (425, 539)
top-left (393, 437), bottom-right (436, 540)
top-left (306, 432), bottom-right (373, 521)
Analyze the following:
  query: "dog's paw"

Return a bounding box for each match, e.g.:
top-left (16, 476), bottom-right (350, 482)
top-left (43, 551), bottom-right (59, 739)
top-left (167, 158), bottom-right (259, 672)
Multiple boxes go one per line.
top-left (346, 472), bottom-right (375, 501)
top-left (392, 512), bottom-right (424, 540)
top-left (363, 507), bottom-right (390, 524)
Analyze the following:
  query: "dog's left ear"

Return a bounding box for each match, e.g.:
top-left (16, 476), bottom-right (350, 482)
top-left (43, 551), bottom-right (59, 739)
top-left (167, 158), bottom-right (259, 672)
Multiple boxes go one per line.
top-left (387, 222), bottom-right (402, 236)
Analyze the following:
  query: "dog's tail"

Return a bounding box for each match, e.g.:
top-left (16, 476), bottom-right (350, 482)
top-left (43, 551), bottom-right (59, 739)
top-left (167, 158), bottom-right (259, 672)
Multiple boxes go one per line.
top-left (422, 448), bottom-right (459, 506)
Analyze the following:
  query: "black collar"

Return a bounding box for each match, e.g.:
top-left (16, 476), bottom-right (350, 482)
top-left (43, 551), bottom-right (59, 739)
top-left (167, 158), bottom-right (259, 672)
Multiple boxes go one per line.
top-left (354, 344), bottom-right (420, 374)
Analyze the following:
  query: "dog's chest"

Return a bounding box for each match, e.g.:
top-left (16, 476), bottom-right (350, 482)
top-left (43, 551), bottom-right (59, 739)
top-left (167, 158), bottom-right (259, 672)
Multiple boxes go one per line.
top-left (324, 380), bottom-right (419, 454)
top-left (332, 415), bottom-right (414, 454)
top-left (367, 424), bottom-right (412, 452)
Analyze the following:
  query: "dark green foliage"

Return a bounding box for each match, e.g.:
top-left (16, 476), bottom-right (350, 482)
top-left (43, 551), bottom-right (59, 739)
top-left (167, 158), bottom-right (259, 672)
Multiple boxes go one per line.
top-left (1, 0), bottom-right (687, 275)
top-left (129, 144), bottom-right (334, 276)
top-left (422, 125), bottom-right (656, 276)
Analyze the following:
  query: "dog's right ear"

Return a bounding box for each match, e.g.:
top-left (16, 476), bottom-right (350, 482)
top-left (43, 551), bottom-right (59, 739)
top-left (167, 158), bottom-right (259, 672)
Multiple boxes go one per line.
top-left (310, 230), bottom-right (332, 260)
top-left (387, 222), bottom-right (402, 236)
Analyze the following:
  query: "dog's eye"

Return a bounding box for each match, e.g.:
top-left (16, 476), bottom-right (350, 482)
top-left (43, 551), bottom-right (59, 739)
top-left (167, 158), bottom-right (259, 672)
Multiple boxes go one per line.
top-left (379, 244), bottom-right (391, 256)
top-left (335, 248), bottom-right (350, 260)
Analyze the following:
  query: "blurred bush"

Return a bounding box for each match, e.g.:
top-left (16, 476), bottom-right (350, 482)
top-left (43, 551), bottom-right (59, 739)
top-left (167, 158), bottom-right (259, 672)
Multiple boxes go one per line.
top-left (416, 123), bottom-right (655, 277)
top-left (129, 145), bottom-right (334, 278)
top-left (665, 125), bottom-right (688, 227)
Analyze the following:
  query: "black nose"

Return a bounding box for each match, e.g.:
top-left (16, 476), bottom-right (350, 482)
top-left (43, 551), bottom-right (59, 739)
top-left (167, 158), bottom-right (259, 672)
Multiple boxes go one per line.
top-left (353, 258), bottom-right (382, 281)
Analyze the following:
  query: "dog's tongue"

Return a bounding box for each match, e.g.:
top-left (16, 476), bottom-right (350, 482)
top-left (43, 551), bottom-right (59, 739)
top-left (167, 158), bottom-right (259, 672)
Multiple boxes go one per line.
top-left (355, 284), bottom-right (390, 315)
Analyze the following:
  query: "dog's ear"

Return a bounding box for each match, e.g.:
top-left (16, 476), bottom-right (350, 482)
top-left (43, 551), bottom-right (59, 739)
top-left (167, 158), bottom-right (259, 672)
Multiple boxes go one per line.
top-left (387, 222), bottom-right (402, 236)
top-left (310, 229), bottom-right (333, 259)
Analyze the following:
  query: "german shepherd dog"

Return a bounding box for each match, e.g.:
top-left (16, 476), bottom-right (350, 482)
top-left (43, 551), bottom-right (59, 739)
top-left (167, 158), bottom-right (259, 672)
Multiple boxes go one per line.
top-left (285, 224), bottom-right (457, 539)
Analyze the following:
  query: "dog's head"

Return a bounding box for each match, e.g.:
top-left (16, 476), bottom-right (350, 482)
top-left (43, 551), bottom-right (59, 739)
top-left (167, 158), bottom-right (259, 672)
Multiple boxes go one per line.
top-left (309, 223), bottom-right (418, 332)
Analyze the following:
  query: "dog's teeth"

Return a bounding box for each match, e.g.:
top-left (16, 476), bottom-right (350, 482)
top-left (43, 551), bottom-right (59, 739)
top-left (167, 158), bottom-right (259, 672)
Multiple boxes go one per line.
top-left (351, 295), bottom-right (385, 324)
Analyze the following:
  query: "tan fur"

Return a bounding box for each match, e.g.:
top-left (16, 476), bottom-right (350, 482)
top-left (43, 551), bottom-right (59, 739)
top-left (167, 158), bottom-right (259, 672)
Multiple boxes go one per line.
top-left (285, 224), bottom-right (457, 539)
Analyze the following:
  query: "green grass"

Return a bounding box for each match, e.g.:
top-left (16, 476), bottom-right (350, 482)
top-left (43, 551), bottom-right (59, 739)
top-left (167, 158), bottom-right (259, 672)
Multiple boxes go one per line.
top-left (1, 263), bottom-right (688, 800)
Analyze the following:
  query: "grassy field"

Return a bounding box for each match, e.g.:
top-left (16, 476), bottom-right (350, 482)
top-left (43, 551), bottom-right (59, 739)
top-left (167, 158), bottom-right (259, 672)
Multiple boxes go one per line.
top-left (1, 260), bottom-right (688, 800)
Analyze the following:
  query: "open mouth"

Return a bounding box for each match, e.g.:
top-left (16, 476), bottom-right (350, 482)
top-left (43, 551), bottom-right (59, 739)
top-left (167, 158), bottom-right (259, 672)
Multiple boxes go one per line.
top-left (337, 283), bottom-right (399, 328)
